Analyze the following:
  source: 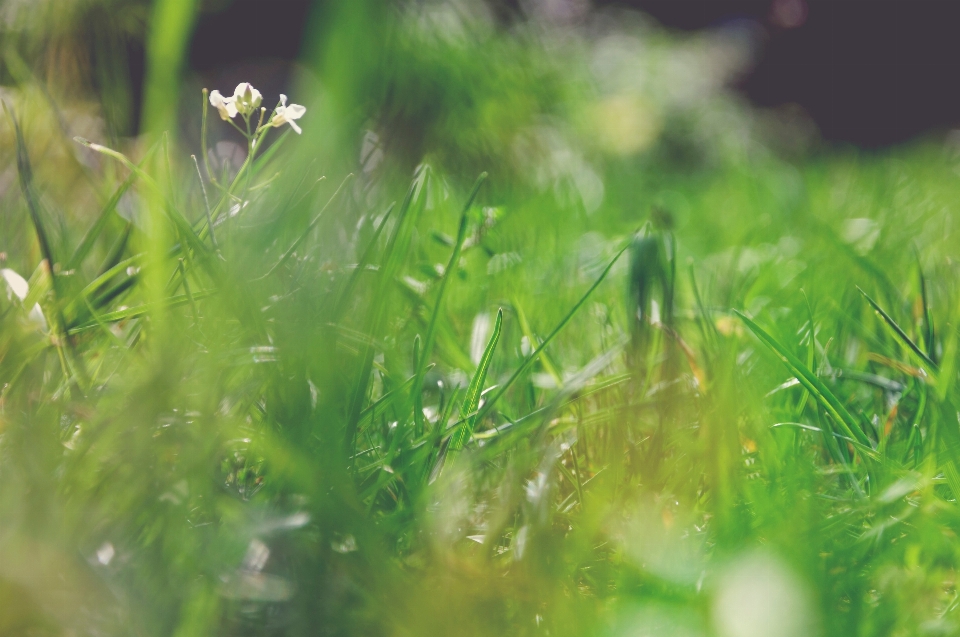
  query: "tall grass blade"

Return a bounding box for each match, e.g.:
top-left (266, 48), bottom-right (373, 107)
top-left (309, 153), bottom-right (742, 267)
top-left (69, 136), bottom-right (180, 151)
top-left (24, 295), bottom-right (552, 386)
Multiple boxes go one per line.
top-left (344, 168), bottom-right (428, 454)
top-left (74, 137), bottom-right (211, 259)
top-left (6, 103), bottom-right (57, 274)
top-left (331, 205), bottom-right (393, 320)
top-left (449, 308), bottom-right (503, 454)
top-left (68, 141), bottom-right (160, 270)
top-left (409, 173), bottom-right (487, 414)
top-left (857, 287), bottom-right (938, 375)
top-left (472, 243), bottom-right (629, 425)
top-left (735, 310), bottom-right (874, 451)
top-left (916, 255), bottom-right (937, 365)
top-left (264, 173), bottom-right (354, 278)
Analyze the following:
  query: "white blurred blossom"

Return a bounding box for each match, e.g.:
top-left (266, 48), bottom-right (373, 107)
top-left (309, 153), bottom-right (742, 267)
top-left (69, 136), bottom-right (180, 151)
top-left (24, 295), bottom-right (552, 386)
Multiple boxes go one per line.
top-left (712, 551), bottom-right (818, 637)
top-left (209, 89), bottom-right (238, 121)
top-left (270, 94), bottom-right (307, 134)
top-left (233, 82), bottom-right (262, 115)
top-left (1, 268), bottom-right (47, 330)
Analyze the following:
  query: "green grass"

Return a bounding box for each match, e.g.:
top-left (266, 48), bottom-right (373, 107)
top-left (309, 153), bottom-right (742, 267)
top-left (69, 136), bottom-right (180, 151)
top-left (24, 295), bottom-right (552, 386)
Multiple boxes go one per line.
top-left (5, 3), bottom-right (960, 637)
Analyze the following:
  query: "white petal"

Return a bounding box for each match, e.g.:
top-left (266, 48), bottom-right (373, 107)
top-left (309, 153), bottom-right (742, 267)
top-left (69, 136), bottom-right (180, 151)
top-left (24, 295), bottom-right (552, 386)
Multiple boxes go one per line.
top-left (209, 90), bottom-right (225, 107)
top-left (285, 104), bottom-right (306, 120)
top-left (234, 83), bottom-right (251, 99)
top-left (1, 268), bottom-right (29, 300)
top-left (288, 120), bottom-right (302, 135)
top-left (279, 94), bottom-right (288, 106)
top-left (28, 303), bottom-right (47, 331)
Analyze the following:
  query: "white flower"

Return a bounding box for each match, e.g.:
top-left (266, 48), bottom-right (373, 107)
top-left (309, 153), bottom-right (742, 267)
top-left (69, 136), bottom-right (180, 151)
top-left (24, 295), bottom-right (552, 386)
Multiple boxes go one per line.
top-left (270, 94), bottom-right (306, 134)
top-left (209, 90), bottom-right (238, 121)
top-left (233, 82), bottom-right (262, 116)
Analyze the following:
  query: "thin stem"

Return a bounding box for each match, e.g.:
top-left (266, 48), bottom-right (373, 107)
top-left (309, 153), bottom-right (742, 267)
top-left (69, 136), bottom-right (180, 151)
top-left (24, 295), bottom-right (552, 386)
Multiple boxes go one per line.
top-left (192, 154), bottom-right (219, 251)
top-left (200, 88), bottom-right (220, 190)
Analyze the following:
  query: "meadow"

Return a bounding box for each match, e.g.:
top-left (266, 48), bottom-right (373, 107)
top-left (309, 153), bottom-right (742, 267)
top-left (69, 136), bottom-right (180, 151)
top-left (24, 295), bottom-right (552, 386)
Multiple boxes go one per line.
top-left (3, 2), bottom-right (960, 636)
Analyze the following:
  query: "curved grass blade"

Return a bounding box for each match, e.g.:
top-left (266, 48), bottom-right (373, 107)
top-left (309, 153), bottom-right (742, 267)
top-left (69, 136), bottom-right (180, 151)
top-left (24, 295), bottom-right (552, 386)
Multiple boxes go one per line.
top-left (449, 308), bottom-right (503, 454)
top-left (344, 167), bottom-right (429, 454)
top-left (331, 204), bottom-right (394, 320)
top-left (916, 254), bottom-right (937, 365)
top-left (735, 310), bottom-right (874, 452)
top-left (68, 141), bottom-right (160, 271)
top-left (73, 137), bottom-right (211, 259)
top-left (252, 129), bottom-right (291, 175)
top-left (6, 103), bottom-right (57, 273)
top-left (67, 289), bottom-right (215, 334)
top-left (263, 173), bottom-right (354, 278)
top-left (857, 286), bottom-right (938, 375)
top-left (408, 173), bottom-right (487, 415)
top-left (770, 422), bottom-right (876, 459)
top-left (473, 243), bottom-right (629, 425)
top-left (64, 254), bottom-right (144, 323)
top-left (512, 297), bottom-right (563, 387)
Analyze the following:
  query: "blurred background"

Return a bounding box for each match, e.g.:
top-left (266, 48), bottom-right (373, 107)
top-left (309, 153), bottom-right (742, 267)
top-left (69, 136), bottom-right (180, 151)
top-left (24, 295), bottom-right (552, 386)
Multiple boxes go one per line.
top-left (7, 0), bottom-right (960, 146)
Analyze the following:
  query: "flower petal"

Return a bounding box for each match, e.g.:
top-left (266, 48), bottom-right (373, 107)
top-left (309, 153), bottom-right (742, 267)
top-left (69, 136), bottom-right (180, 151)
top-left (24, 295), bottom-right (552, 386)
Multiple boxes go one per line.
top-left (1, 268), bottom-right (29, 300)
top-left (210, 90), bottom-right (237, 120)
top-left (285, 104), bottom-right (306, 120)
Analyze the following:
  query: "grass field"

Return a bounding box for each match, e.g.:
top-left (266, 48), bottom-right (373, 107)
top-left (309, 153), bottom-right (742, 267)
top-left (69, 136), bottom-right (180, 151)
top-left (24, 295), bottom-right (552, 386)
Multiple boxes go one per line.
top-left (4, 2), bottom-right (960, 636)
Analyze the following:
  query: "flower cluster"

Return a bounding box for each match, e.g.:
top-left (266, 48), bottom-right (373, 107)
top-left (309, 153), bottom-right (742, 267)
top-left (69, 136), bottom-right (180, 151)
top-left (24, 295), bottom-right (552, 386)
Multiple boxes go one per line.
top-left (208, 82), bottom-right (306, 135)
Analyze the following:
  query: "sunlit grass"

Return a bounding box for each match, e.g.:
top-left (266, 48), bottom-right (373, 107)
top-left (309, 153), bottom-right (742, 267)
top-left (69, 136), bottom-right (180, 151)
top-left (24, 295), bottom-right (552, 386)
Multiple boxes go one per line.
top-left (4, 3), bottom-right (960, 637)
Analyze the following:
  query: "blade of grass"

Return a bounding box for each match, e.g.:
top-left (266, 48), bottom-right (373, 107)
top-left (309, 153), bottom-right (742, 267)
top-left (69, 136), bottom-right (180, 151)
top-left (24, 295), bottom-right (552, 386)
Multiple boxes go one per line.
top-left (473, 243), bottom-right (629, 426)
top-left (858, 286), bottom-right (938, 375)
top-left (263, 173), bottom-right (354, 278)
top-left (512, 297), bottom-right (564, 388)
top-left (408, 173), bottom-right (487, 416)
top-left (252, 129), bottom-right (291, 175)
top-left (449, 308), bottom-right (503, 453)
top-left (735, 310), bottom-right (874, 452)
top-left (916, 253), bottom-right (937, 365)
top-left (6, 103), bottom-right (58, 279)
top-left (99, 221), bottom-right (134, 275)
top-left (68, 141), bottom-right (160, 270)
top-left (73, 137), bottom-right (211, 259)
top-left (331, 206), bottom-right (392, 319)
top-left (344, 167), bottom-right (429, 455)
top-left (5, 102), bottom-right (90, 391)
top-left (67, 289), bottom-right (214, 333)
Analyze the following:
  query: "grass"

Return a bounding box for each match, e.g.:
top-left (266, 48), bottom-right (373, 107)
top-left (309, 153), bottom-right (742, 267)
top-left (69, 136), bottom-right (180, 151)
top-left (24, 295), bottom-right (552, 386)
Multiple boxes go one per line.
top-left (4, 3), bottom-right (960, 637)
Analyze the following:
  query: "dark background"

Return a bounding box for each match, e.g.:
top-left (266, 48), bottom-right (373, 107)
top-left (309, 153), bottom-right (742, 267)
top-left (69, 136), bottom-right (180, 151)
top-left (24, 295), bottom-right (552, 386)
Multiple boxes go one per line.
top-left (185, 0), bottom-right (960, 148)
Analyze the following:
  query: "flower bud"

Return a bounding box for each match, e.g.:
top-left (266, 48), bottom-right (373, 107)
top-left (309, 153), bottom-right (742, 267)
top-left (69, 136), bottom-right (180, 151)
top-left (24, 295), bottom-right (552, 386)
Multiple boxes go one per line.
top-left (233, 82), bottom-right (263, 116)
